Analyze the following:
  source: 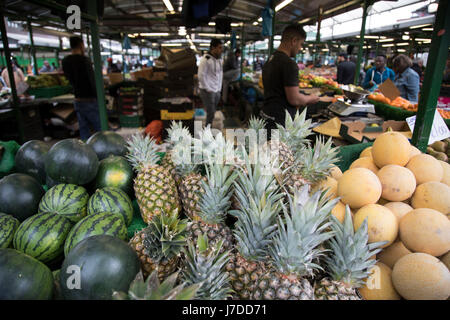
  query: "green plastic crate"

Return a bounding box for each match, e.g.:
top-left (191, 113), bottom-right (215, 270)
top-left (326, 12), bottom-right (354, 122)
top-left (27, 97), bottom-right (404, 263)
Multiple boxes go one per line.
top-left (369, 99), bottom-right (416, 121)
top-left (119, 115), bottom-right (144, 128)
top-left (27, 85), bottom-right (72, 98)
top-left (336, 142), bottom-right (374, 172)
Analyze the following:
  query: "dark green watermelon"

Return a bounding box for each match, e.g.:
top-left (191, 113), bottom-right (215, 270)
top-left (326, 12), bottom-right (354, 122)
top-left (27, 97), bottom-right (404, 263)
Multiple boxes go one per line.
top-left (52, 269), bottom-right (63, 300)
top-left (64, 211), bottom-right (127, 256)
top-left (15, 140), bottom-right (50, 184)
top-left (13, 212), bottom-right (72, 263)
top-left (0, 173), bottom-right (45, 221)
top-left (39, 184), bottom-right (89, 223)
top-left (45, 139), bottom-right (99, 185)
top-left (86, 131), bottom-right (127, 160)
top-left (45, 173), bottom-right (59, 189)
top-left (60, 235), bottom-right (140, 300)
top-left (0, 213), bottom-right (20, 248)
top-left (95, 155), bottom-right (134, 197)
top-left (0, 248), bottom-right (54, 299)
top-left (87, 187), bottom-right (133, 226)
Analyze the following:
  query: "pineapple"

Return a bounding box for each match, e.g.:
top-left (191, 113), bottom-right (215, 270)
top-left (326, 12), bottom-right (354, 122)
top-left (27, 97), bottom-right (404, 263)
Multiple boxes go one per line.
top-left (112, 270), bottom-right (200, 300)
top-left (129, 210), bottom-right (187, 281)
top-left (177, 163), bottom-right (206, 221)
top-left (126, 134), bottom-right (180, 223)
top-left (248, 116), bottom-right (267, 132)
top-left (314, 206), bottom-right (386, 300)
top-left (252, 186), bottom-right (338, 300)
top-left (182, 234), bottom-right (232, 300)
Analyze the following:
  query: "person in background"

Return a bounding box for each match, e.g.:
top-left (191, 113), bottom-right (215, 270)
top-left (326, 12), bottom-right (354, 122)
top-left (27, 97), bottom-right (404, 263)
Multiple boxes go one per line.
top-left (297, 60), bottom-right (306, 70)
top-left (411, 59), bottom-right (424, 79)
top-left (1, 57), bottom-right (25, 89)
top-left (107, 58), bottom-right (120, 73)
top-left (336, 53), bottom-right (356, 85)
top-left (40, 60), bottom-right (55, 73)
top-left (243, 59), bottom-right (249, 67)
top-left (198, 39), bottom-right (224, 126)
top-left (362, 55), bottom-right (395, 90)
top-left (222, 48), bottom-right (241, 105)
top-left (392, 54), bottom-right (420, 103)
top-left (62, 36), bottom-right (101, 141)
top-left (254, 56), bottom-right (264, 71)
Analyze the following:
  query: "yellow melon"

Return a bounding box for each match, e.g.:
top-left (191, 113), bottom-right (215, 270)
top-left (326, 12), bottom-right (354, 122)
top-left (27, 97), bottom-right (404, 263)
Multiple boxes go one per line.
top-left (409, 145), bottom-right (421, 159)
top-left (331, 201), bottom-right (346, 223)
top-left (439, 160), bottom-right (450, 187)
top-left (329, 165), bottom-right (343, 180)
top-left (378, 241), bottom-right (412, 269)
top-left (354, 204), bottom-right (398, 248)
top-left (337, 168), bottom-right (382, 209)
top-left (358, 262), bottom-right (400, 300)
top-left (406, 154), bottom-right (443, 184)
top-left (372, 132), bottom-right (411, 168)
top-left (441, 251), bottom-right (450, 270)
top-left (384, 202), bottom-right (413, 223)
top-left (350, 157), bottom-right (379, 174)
top-left (312, 176), bottom-right (338, 199)
top-left (411, 181), bottom-right (450, 214)
top-left (399, 208), bottom-right (450, 257)
top-left (376, 165), bottom-right (416, 202)
top-left (360, 146), bottom-right (373, 158)
top-left (392, 253), bottom-right (450, 300)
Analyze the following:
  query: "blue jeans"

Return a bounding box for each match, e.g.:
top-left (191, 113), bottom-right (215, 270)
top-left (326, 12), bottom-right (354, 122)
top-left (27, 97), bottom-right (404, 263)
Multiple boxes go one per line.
top-left (199, 89), bottom-right (221, 125)
top-left (73, 100), bottom-right (101, 141)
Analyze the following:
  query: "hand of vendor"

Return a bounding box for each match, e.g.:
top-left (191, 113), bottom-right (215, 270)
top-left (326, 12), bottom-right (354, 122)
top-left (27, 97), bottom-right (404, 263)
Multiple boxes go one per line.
top-left (307, 94), bottom-right (320, 105)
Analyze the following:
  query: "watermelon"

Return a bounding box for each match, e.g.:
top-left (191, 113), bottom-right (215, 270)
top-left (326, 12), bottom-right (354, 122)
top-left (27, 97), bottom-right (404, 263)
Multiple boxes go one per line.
top-left (0, 248), bottom-right (54, 299)
top-left (39, 184), bottom-right (89, 223)
top-left (60, 235), bottom-right (140, 300)
top-left (95, 155), bottom-right (134, 197)
top-left (46, 173), bottom-right (59, 189)
top-left (86, 131), bottom-right (127, 160)
top-left (45, 139), bottom-right (99, 185)
top-left (0, 213), bottom-right (20, 248)
top-left (0, 173), bottom-right (45, 221)
top-left (15, 140), bottom-right (50, 184)
top-left (13, 212), bottom-right (72, 264)
top-left (64, 211), bottom-right (127, 256)
top-left (87, 187), bottom-right (134, 226)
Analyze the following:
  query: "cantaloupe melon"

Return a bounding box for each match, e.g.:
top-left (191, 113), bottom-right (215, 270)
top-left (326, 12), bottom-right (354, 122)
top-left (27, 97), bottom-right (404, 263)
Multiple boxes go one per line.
top-left (350, 157), bottom-right (379, 174)
top-left (392, 253), bottom-right (450, 300)
top-left (378, 241), bottom-right (412, 269)
top-left (331, 201), bottom-right (346, 223)
top-left (337, 168), bottom-right (382, 209)
top-left (359, 146), bottom-right (373, 158)
top-left (411, 181), bottom-right (450, 214)
top-left (354, 204), bottom-right (398, 248)
top-left (439, 160), bottom-right (450, 187)
top-left (409, 145), bottom-right (421, 159)
top-left (372, 132), bottom-right (411, 168)
top-left (358, 262), bottom-right (400, 300)
top-left (441, 251), bottom-right (450, 270)
top-left (399, 208), bottom-right (450, 257)
top-left (406, 154), bottom-right (443, 184)
top-left (329, 165), bottom-right (343, 180)
top-left (384, 202), bottom-right (413, 223)
top-left (376, 165), bottom-right (416, 202)
top-left (312, 176), bottom-right (338, 200)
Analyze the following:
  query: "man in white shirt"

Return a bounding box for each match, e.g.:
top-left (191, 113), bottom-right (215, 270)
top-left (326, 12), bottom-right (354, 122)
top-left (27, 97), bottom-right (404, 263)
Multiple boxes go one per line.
top-left (198, 39), bottom-right (224, 126)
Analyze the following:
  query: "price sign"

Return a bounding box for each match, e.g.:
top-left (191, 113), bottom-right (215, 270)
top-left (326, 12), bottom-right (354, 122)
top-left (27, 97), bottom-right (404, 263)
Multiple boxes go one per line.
top-left (406, 110), bottom-right (450, 145)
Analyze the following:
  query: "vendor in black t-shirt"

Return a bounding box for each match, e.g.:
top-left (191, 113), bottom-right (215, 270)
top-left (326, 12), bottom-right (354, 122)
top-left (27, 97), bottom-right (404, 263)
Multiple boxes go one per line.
top-left (262, 24), bottom-right (319, 134)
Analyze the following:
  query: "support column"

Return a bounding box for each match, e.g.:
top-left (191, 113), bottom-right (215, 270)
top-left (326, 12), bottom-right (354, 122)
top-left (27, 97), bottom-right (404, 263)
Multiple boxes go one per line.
top-left (354, 0), bottom-right (371, 85)
top-left (411, 0), bottom-right (450, 151)
top-left (268, 0), bottom-right (276, 56)
top-left (315, 6), bottom-right (323, 63)
top-left (240, 26), bottom-right (245, 82)
top-left (27, 18), bottom-right (38, 75)
top-left (86, 29), bottom-right (92, 60)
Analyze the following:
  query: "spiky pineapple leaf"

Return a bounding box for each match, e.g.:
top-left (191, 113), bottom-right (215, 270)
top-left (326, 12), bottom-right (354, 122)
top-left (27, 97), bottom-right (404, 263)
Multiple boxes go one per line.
top-left (126, 133), bottom-right (161, 172)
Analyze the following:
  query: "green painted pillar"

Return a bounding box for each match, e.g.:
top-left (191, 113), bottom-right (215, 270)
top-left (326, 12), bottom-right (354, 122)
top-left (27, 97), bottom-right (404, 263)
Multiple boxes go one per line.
top-left (354, 0), bottom-right (371, 85)
top-left (240, 26), bottom-right (245, 82)
top-left (411, 0), bottom-right (450, 151)
top-left (86, 29), bottom-right (92, 60)
top-left (27, 18), bottom-right (38, 75)
top-left (87, 1), bottom-right (108, 131)
top-left (269, 0), bottom-right (276, 56)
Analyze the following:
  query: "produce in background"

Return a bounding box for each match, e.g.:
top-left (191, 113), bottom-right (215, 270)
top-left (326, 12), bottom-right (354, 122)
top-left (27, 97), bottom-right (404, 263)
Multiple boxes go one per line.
top-left (411, 181), bottom-right (450, 214)
top-left (126, 134), bottom-right (180, 223)
top-left (60, 235), bottom-right (140, 300)
top-left (0, 213), bottom-right (19, 249)
top-left (95, 155), bottom-right (134, 197)
top-left (86, 131), bottom-right (128, 160)
top-left (26, 74), bottom-right (59, 88)
top-left (358, 262), bottom-right (401, 300)
top-left (15, 140), bottom-right (50, 184)
top-left (371, 132), bottom-right (411, 168)
top-left (359, 146), bottom-right (372, 158)
top-left (0, 248), bottom-right (54, 300)
top-left (0, 173), bottom-right (45, 221)
top-left (315, 206), bottom-right (385, 300)
top-left (87, 187), bottom-right (134, 226)
top-left (177, 163), bottom-right (206, 220)
top-left (38, 184), bottom-right (89, 223)
top-left (376, 165), bottom-right (416, 202)
top-left (406, 154), bottom-right (443, 184)
top-left (337, 168), bottom-right (382, 209)
top-left (439, 160), bottom-right (450, 186)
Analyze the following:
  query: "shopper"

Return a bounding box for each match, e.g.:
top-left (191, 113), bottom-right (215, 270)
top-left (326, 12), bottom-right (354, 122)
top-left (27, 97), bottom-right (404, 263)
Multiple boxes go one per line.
top-left (261, 24), bottom-right (319, 134)
top-left (337, 53), bottom-right (356, 85)
top-left (392, 54), bottom-right (420, 103)
top-left (198, 39), bottom-right (224, 126)
top-left (1, 57), bottom-right (26, 89)
top-left (62, 36), bottom-right (101, 141)
top-left (411, 58), bottom-right (424, 79)
top-left (362, 55), bottom-right (395, 90)
top-left (40, 60), bottom-right (54, 73)
top-left (222, 48), bottom-right (241, 104)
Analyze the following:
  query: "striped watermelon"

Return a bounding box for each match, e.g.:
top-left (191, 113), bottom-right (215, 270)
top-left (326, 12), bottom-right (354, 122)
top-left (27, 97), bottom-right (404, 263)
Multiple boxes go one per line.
top-left (0, 213), bottom-right (20, 248)
top-left (13, 212), bottom-right (72, 263)
top-left (38, 184), bottom-right (89, 223)
top-left (64, 211), bottom-right (127, 256)
top-left (87, 187), bottom-right (133, 226)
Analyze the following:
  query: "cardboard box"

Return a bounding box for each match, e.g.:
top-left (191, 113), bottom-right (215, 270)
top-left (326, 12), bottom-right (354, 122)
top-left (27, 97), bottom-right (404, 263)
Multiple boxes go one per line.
top-left (107, 73), bottom-right (124, 85)
top-left (340, 120), bottom-right (412, 143)
top-left (130, 67), bottom-right (154, 81)
top-left (151, 72), bottom-right (167, 81)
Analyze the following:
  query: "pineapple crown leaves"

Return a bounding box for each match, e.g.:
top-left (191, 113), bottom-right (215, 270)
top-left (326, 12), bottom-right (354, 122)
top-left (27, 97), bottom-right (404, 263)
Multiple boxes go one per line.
top-left (165, 121), bottom-right (192, 149)
top-left (126, 133), bottom-right (161, 172)
top-left (275, 109), bottom-right (313, 154)
top-left (192, 126), bottom-right (238, 165)
top-left (268, 186), bottom-right (339, 277)
top-left (248, 116), bottom-right (267, 132)
top-left (324, 206), bottom-right (387, 287)
top-left (197, 164), bottom-right (237, 224)
top-left (112, 270), bottom-right (201, 300)
top-left (181, 234), bottom-right (233, 300)
top-left (142, 210), bottom-right (188, 262)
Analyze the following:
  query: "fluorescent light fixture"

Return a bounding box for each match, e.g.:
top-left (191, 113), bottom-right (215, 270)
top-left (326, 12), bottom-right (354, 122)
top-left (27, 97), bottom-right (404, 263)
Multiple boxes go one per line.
top-left (199, 43), bottom-right (210, 46)
top-left (253, 21), bottom-right (258, 26)
top-left (415, 38), bottom-right (431, 41)
top-left (140, 33), bottom-right (170, 36)
top-left (382, 44), bottom-right (395, 47)
top-left (208, 22), bottom-right (216, 26)
top-left (402, 35), bottom-right (410, 40)
top-left (356, 35), bottom-right (379, 39)
top-left (378, 38), bottom-right (394, 42)
top-left (321, 48), bottom-right (329, 51)
top-left (396, 43), bottom-right (409, 46)
top-left (275, 0), bottom-right (293, 12)
top-left (231, 23), bottom-right (243, 27)
top-left (161, 43), bottom-right (182, 47)
top-left (410, 24), bottom-right (431, 29)
top-left (422, 28), bottom-right (433, 31)
top-left (258, 17), bottom-right (262, 22)
top-left (162, 0), bottom-right (174, 12)
top-left (397, 49), bottom-right (406, 52)
top-left (198, 33), bottom-right (227, 37)
top-left (428, 3), bottom-right (438, 13)
top-left (274, 35), bottom-right (281, 40)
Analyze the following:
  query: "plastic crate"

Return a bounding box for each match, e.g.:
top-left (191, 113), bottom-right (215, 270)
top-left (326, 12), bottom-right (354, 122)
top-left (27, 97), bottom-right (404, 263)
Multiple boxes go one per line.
top-left (369, 99), bottom-right (416, 121)
top-left (336, 142), bottom-right (373, 172)
top-left (119, 115), bottom-right (144, 128)
top-left (27, 85), bottom-right (72, 98)
top-left (160, 109), bottom-right (194, 120)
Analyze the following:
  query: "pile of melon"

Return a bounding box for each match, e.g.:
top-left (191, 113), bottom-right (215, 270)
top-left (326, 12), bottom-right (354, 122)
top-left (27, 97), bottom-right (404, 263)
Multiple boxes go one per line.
top-left (323, 132), bottom-right (450, 300)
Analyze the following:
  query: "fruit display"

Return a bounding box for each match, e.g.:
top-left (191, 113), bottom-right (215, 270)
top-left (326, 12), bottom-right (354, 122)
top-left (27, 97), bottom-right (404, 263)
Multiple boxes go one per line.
top-left (95, 155), bottom-right (134, 196)
top-left (0, 213), bottom-right (19, 249)
top-left (26, 74), bottom-right (59, 88)
top-left (15, 140), bottom-right (50, 184)
top-left (298, 73), bottom-right (342, 94)
top-left (427, 139), bottom-right (450, 163)
top-left (86, 131), bottom-right (128, 160)
top-left (368, 92), bottom-right (418, 112)
top-left (87, 187), bottom-right (134, 226)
